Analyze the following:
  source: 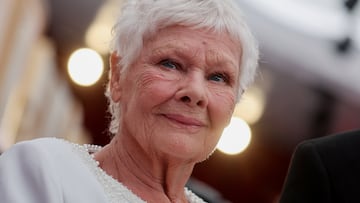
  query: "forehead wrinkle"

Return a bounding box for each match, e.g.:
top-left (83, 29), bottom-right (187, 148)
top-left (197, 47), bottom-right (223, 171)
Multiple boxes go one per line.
top-left (147, 42), bottom-right (195, 59)
top-left (205, 49), bottom-right (238, 71)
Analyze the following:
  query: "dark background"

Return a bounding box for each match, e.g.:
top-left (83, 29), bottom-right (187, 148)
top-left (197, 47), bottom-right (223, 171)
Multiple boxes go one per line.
top-left (45, 0), bottom-right (360, 202)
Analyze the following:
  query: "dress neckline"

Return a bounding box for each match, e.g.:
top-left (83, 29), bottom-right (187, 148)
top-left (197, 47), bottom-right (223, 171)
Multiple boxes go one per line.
top-left (66, 140), bottom-right (206, 203)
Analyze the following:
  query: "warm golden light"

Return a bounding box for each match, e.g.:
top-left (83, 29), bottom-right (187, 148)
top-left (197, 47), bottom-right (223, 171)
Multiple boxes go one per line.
top-left (234, 86), bottom-right (265, 124)
top-left (67, 48), bottom-right (104, 86)
top-left (85, 0), bottom-right (122, 54)
top-left (85, 23), bottom-right (112, 55)
top-left (217, 117), bottom-right (252, 155)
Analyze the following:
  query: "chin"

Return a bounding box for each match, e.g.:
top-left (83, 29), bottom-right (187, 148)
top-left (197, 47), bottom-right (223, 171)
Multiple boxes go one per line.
top-left (162, 144), bottom-right (203, 162)
top-left (196, 147), bottom-right (217, 163)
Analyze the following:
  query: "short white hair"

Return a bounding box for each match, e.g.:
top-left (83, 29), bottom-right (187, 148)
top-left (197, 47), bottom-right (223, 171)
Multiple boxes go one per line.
top-left (106, 0), bottom-right (259, 135)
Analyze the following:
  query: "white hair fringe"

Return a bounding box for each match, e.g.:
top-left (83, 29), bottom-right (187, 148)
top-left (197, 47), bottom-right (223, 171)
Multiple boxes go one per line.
top-left (106, 0), bottom-right (259, 136)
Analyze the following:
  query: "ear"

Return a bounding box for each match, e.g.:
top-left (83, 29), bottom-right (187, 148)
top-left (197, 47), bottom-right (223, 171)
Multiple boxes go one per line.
top-left (109, 52), bottom-right (122, 102)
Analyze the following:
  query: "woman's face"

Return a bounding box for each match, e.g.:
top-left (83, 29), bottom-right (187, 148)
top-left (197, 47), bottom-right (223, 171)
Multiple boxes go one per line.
top-left (112, 26), bottom-right (241, 162)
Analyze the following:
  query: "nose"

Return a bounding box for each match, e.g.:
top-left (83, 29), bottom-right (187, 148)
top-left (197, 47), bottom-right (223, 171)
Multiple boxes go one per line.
top-left (175, 72), bottom-right (208, 108)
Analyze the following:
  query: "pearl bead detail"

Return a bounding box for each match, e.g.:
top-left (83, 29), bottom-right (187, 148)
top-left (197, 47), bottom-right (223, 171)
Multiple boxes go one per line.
top-left (64, 140), bottom-right (206, 203)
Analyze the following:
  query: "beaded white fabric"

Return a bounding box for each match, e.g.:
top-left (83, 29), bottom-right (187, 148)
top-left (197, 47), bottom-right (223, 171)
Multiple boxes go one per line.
top-left (69, 141), bottom-right (207, 203)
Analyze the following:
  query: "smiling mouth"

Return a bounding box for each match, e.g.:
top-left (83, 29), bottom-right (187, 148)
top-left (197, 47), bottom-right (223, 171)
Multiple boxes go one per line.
top-left (162, 114), bottom-right (205, 127)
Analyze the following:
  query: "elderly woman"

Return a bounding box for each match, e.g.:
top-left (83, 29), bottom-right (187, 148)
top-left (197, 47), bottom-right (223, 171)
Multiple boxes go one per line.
top-left (0, 0), bottom-right (258, 202)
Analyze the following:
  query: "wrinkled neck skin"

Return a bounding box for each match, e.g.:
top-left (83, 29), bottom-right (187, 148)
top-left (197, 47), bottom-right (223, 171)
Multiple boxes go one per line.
top-left (94, 133), bottom-right (195, 203)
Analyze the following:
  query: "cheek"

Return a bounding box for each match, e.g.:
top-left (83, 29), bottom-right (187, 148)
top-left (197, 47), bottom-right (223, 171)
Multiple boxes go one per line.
top-left (136, 69), bottom-right (161, 91)
top-left (205, 89), bottom-right (236, 149)
top-left (135, 69), bottom-right (180, 101)
top-left (210, 88), bottom-right (236, 123)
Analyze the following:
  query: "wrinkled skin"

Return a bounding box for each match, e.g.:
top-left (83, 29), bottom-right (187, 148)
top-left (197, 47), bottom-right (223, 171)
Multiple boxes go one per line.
top-left (96, 26), bottom-right (242, 202)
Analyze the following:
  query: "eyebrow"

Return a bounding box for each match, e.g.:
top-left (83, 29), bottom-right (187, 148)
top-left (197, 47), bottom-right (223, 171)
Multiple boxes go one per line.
top-left (205, 49), bottom-right (239, 71)
top-left (150, 43), bottom-right (192, 58)
top-left (148, 42), bottom-right (239, 71)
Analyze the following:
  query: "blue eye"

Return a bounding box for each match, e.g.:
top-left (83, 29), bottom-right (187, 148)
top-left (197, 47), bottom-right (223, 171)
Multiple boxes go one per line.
top-left (209, 73), bottom-right (228, 83)
top-left (160, 59), bottom-right (178, 69)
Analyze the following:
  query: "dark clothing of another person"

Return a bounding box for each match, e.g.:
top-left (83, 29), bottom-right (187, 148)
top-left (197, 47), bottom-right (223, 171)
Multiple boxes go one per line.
top-left (279, 129), bottom-right (360, 203)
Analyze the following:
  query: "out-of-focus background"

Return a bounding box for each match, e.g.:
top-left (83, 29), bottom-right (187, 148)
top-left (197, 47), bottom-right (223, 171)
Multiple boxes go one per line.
top-left (1, 0), bottom-right (360, 202)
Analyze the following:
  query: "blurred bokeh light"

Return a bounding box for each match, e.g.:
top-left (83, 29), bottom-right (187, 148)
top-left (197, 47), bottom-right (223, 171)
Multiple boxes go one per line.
top-left (217, 117), bottom-right (252, 155)
top-left (67, 48), bottom-right (104, 86)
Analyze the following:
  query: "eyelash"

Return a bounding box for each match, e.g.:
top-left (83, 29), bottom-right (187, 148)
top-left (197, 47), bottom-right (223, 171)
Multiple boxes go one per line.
top-left (159, 59), bottom-right (181, 70)
top-left (158, 59), bottom-right (232, 84)
top-left (209, 72), bottom-right (230, 84)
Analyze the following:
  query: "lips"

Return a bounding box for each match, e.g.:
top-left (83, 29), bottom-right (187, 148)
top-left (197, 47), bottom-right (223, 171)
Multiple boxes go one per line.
top-left (163, 114), bottom-right (205, 127)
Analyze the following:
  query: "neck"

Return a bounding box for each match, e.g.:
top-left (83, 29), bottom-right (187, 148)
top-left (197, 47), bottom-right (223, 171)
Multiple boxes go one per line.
top-left (94, 134), bottom-right (195, 203)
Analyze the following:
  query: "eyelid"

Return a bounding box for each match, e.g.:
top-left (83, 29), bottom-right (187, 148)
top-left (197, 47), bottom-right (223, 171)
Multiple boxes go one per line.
top-left (210, 71), bottom-right (232, 84)
top-left (159, 59), bottom-right (182, 70)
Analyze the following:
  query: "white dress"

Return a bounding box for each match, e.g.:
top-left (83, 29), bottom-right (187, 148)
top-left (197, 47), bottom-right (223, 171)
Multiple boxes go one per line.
top-left (0, 138), bottom-right (206, 203)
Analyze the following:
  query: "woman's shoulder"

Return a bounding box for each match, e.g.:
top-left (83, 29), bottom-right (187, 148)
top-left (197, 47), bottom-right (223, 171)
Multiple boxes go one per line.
top-left (0, 138), bottom-right (109, 202)
top-left (1, 137), bottom-right (71, 157)
top-left (14, 137), bottom-right (69, 147)
top-left (0, 138), bottom-right (78, 172)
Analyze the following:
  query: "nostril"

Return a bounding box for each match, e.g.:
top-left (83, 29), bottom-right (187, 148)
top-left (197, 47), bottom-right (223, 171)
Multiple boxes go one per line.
top-left (196, 100), bottom-right (204, 106)
top-left (181, 96), bottom-right (191, 103)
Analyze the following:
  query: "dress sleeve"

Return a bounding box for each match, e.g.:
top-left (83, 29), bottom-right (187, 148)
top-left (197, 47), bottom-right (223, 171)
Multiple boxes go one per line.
top-left (0, 141), bottom-right (63, 203)
top-left (279, 141), bottom-right (332, 203)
